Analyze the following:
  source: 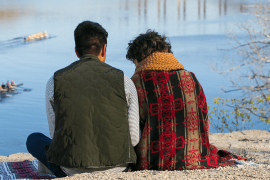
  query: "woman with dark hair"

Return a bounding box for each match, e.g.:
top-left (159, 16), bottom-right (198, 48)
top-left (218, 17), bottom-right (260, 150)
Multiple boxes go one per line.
top-left (127, 30), bottom-right (246, 171)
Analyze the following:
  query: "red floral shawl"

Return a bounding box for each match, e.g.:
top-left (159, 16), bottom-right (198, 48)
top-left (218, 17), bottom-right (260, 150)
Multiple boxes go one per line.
top-left (131, 52), bottom-right (246, 170)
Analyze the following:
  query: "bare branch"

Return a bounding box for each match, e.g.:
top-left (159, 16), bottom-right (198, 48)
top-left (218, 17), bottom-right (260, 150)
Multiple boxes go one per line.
top-left (211, 2), bottom-right (270, 121)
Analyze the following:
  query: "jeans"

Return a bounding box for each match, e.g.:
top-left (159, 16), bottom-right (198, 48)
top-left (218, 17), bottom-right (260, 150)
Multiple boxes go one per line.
top-left (26, 132), bottom-right (67, 177)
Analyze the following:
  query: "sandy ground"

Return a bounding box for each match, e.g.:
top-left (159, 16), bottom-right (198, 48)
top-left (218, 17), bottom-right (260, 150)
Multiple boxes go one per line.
top-left (1, 130), bottom-right (270, 179)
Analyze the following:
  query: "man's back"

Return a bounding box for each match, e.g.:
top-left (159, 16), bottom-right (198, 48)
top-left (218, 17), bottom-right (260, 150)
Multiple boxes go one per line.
top-left (46, 54), bottom-right (136, 168)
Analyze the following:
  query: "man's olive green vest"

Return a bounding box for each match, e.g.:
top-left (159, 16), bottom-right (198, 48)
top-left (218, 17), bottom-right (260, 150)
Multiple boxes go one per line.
top-left (45, 54), bottom-right (136, 168)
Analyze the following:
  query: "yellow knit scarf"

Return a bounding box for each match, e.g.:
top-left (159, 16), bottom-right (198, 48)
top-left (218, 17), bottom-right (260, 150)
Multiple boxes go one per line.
top-left (134, 52), bottom-right (184, 73)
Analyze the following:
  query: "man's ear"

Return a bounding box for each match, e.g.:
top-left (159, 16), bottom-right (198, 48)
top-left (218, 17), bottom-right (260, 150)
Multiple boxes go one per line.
top-left (75, 47), bottom-right (80, 58)
top-left (101, 44), bottom-right (107, 57)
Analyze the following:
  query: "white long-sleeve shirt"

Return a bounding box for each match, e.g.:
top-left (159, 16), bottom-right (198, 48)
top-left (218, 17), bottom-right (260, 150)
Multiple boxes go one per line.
top-left (45, 75), bottom-right (140, 175)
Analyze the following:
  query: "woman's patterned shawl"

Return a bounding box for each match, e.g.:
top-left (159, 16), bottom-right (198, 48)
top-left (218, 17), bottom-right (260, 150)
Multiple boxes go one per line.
top-left (131, 52), bottom-right (246, 170)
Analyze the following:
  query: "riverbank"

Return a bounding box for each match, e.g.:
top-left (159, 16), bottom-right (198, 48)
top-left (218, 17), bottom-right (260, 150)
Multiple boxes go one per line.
top-left (1, 130), bottom-right (269, 179)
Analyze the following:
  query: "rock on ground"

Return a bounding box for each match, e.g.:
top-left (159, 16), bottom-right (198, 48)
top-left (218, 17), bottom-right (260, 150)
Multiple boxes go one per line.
top-left (0, 130), bottom-right (269, 179)
top-left (0, 153), bottom-right (35, 162)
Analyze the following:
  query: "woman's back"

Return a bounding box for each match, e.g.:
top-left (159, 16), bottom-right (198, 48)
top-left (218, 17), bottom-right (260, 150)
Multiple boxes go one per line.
top-left (131, 52), bottom-right (245, 170)
top-left (127, 31), bottom-right (246, 171)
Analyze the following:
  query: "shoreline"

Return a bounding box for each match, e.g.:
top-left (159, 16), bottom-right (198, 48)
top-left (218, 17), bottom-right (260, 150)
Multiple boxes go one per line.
top-left (1, 130), bottom-right (270, 179)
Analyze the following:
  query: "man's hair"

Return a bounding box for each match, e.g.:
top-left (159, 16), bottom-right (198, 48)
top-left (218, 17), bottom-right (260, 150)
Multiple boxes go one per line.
top-left (126, 30), bottom-right (172, 63)
top-left (74, 21), bottom-right (108, 57)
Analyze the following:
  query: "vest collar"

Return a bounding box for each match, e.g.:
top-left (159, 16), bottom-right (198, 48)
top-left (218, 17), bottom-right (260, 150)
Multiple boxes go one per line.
top-left (80, 54), bottom-right (100, 61)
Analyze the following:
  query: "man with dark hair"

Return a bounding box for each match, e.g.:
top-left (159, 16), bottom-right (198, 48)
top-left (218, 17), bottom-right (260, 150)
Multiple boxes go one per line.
top-left (74, 21), bottom-right (108, 57)
top-left (127, 30), bottom-right (246, 171)
top-left (26, 21), bottom-right (139, 177)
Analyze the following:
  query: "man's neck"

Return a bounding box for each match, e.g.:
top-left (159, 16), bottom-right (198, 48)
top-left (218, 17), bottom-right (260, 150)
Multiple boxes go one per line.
top-left (80, 54), bottom-right (105, 62)
top-left (80, 54), bottom-right (98, 60)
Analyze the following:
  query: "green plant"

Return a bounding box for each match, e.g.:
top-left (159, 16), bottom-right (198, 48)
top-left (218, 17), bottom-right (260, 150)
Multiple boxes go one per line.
top-left (208, 97), bottom-right (270, 133)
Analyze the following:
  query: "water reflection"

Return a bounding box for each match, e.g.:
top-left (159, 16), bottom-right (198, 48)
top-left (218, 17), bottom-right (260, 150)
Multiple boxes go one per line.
top-left (224, 0), bottom-right (227, 15)
top-left (183, 0), bottom-right (186, 21)
top-left (0, 0), bottom-right (255, 45)
top-left (125, 0), bottom-right (128, 10)
top-left (0, 0), bottom-right (255, 44)
top-left (0, 0), bottom-right (252, 27)
top-left (164, 0), bottom-right (166, 21)
top-left (127, 0), bottom-right (250, 22)
top-left (158, 0), bottom-right (160, 21)
top-left (177, 0), bottom-right (180, 20)
top-left (198, 0), bottom-right (207, 19)
top-left (0, 6), bottom-right (33, 23)
top-left (198, 0), bottom-right (201, 20)
top-left (219, 0), bottom-right (222, 16)
top-left (145, 0), bottom-right (147, 22)
top-left (138, 0), bottom-right (141, 23)
top-left (204, 0), bottom-right (206, 19)
top-left (217, 0), bottom-right (240, 16)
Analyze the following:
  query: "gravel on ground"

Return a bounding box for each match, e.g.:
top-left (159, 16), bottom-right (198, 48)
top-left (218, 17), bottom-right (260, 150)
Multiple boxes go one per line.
top-left (1, 130), bottom-right (269, 179)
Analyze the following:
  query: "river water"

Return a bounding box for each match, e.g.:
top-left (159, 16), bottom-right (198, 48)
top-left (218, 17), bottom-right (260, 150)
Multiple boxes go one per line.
top-left (0, 0), bottom-right (269, 156)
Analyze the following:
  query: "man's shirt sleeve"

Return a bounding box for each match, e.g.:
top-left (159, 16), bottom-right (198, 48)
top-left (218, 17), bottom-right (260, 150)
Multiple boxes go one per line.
top-left (124, 75), bottom-right (140, 147)
top-left (45, 76), bottom-right (55, 139)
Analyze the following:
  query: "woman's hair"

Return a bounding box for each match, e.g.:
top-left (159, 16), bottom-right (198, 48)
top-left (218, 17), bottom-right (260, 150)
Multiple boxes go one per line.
top-left (126, 30), bottom-right (172, 63)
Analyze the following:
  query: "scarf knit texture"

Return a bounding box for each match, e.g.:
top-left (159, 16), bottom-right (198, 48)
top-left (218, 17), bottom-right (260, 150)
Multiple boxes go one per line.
top-left (134, 52), bottom-right (184, 73)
